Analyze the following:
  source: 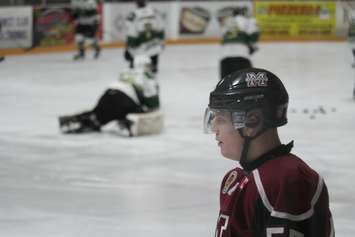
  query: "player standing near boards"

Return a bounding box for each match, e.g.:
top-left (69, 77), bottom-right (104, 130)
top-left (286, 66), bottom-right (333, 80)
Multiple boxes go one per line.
top-left (71, 0), bottom-right (101, 60)
top-left (124, 0), bottom-right (165, 73)
top-left (219, 7), bottom-right (259, 79)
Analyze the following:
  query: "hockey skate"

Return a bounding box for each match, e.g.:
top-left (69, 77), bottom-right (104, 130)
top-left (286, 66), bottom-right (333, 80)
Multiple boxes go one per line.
top-left (73, 47), bottom-right (85, 60)
top-left (248, 45), bottom-right (258, 55)
top-left (117, 119), bottom-right (134, 137)
top-left (74, 42), bottom-right (85, 60)
top-left (94, 47), bottom-right (101, 59)
top-left (59, 115), bottom-right (81, 133)
top-left (73, 53), bottom-right (85, 61)
top-left (59, 113), bottom-right (101, 134)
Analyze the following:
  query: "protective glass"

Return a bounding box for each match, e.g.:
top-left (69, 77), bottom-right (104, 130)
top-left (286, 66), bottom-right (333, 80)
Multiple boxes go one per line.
top-left (203, 108), bottom-right (247, 133)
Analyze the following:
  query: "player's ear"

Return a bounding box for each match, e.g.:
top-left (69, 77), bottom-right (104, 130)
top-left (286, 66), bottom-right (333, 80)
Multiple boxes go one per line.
top-left (244, 109), bottom-right (263, 137)
top-left (243, 127), bottom-right (258, 137)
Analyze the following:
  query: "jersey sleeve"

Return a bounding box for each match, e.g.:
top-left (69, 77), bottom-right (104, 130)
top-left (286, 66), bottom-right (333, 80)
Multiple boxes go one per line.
top-left (216, 168), bottom-right (253, 237)
top-left (126, 12), bottom-right (137, 39)
top-left (250, 162), bottom-right (335, 237)
top-left (133, 72), bottom-right (160, 111)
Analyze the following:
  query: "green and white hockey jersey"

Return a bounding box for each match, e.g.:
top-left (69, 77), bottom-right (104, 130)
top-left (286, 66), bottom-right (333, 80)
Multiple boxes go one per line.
top-left (125, 6), bottom-right (165, 57)
top-left (71, 0), bottom-right (99, 25)
top-left (109, 69), bottom-right (160, 111)
top-left (221, 15), bottom-right (259, 45)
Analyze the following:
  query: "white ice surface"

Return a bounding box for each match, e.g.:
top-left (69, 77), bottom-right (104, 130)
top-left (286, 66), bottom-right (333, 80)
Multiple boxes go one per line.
top-left (0, 42), bottom-right (354, 236)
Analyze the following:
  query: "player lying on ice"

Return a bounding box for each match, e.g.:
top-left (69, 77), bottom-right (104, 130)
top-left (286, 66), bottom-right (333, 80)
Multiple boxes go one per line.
top-left (58, 55), bottom-right (163, 136)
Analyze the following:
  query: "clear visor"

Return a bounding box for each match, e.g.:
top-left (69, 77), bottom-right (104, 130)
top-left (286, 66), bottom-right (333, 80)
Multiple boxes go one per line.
top-left (203, 108), bottom-right (247, 133)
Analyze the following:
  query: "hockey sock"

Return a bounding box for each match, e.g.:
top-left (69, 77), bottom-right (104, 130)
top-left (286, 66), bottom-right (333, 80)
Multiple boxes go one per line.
top-left (151, 55), bottom-right (158, 73)
top-left (124, 49), bottom-right (134, 68)
top-left (74, 42), bottom-right (85, 60)
top-left (92, 40), bottom-right (101, 59)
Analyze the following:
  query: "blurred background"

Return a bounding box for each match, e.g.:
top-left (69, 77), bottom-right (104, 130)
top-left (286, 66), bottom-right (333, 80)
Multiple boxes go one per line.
top-left (0, 0), bottom-right (351, 54)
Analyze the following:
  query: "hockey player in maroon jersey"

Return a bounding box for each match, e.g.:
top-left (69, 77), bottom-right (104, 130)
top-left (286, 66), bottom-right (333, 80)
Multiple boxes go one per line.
top-left (204, 68), bottom-right (335, 237)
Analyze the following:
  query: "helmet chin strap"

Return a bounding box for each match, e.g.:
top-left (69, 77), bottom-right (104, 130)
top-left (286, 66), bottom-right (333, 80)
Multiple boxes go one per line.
top-left (238, 127), bottom-right (267, 171)
top-left (239, 134), bottom-right (251, 169)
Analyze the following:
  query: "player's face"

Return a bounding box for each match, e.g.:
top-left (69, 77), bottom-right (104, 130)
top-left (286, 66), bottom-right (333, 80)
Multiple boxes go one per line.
top-left (211, 111), bottom-right (244, 161)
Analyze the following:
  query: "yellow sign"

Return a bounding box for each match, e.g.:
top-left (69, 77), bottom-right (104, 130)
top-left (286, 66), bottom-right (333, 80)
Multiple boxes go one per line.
top-left (255, 1), bottom-right (336, 40)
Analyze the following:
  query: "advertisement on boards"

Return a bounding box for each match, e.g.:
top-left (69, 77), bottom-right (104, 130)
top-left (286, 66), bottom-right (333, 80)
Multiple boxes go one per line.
top-left (178, 1), bottom-right (252, 38)
top-left (255, 1), bottom-right (337, 40)
top-left (0, 7), bottom-right (33, 49)
top-left (33, 4), bottom-right (103, 47)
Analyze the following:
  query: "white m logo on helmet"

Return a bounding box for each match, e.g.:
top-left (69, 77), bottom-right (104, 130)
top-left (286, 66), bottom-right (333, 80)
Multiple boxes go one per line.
top-left (245, 72), bottom-right (269, 87)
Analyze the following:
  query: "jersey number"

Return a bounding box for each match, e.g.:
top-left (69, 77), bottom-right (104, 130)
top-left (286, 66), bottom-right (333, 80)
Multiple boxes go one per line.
top-left (215, 214), bottom-right (229, 237)
top-left (266, 227), bottom-right (304, 237)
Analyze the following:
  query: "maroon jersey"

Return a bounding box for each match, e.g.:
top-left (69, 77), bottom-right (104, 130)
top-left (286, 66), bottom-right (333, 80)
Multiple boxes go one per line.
top-left (215, 143), bottom-right (334, 237)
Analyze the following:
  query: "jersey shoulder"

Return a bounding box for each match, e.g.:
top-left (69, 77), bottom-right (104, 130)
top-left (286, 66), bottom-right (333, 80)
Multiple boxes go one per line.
top-left (251, 154), bottom-right (325, 219)
top-left (220, 167), bottom-right (249, 196)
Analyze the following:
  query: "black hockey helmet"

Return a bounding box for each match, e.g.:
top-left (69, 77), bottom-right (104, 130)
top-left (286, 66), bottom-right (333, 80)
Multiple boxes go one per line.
top-left (136, 0), bottom-right (147, 8)
top-left (232, 7), bottom-right (248, 16)
top-left (204, 68), bottom-right (288, 132)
